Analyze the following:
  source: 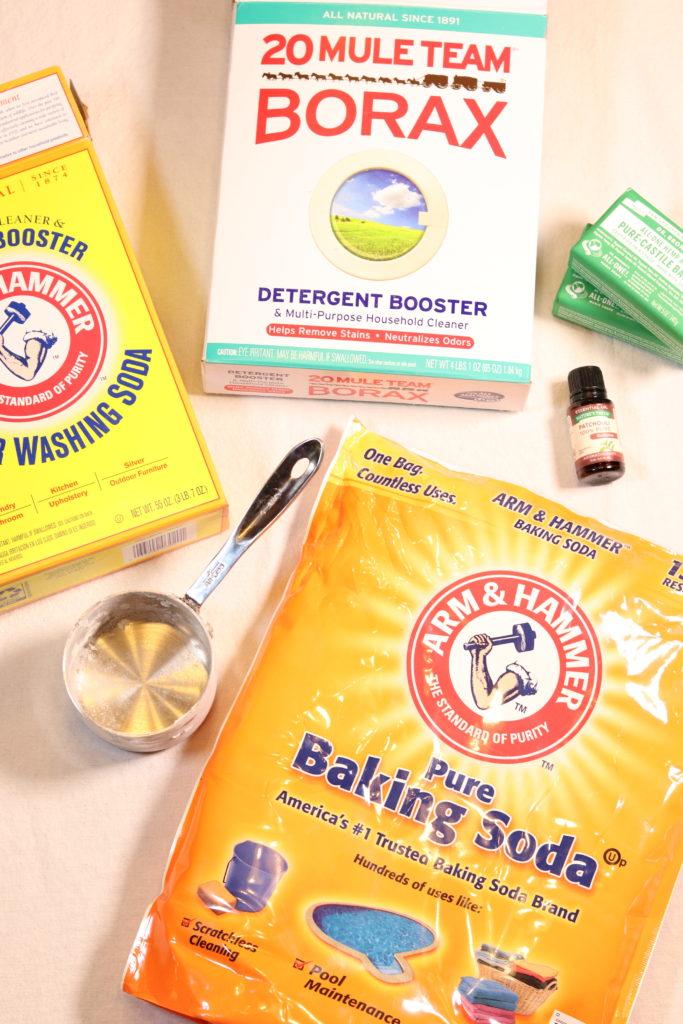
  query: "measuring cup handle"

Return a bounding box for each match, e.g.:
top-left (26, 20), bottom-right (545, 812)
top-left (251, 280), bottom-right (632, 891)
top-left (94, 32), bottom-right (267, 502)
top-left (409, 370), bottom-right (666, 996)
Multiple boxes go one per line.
top-left (183, 438), bottom-right (323, 611)
top-left (234, 438), bottom-right (323, 545)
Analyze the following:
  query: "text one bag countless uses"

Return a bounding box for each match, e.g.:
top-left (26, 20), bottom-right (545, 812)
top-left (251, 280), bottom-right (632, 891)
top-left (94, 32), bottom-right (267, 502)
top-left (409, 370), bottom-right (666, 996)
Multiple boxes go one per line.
top-left (124, 420), bottom-right (683, 1024)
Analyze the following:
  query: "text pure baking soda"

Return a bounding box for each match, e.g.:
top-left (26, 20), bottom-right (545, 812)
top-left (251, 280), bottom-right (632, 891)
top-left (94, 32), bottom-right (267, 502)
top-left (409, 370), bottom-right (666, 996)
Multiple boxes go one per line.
top-left (124, 420), bottom-right (683, 1024)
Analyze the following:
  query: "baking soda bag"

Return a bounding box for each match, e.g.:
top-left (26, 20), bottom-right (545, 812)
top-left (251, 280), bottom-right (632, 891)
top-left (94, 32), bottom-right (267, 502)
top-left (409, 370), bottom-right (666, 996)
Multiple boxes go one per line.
top-left (124, 420), bottom-right (683, 1024)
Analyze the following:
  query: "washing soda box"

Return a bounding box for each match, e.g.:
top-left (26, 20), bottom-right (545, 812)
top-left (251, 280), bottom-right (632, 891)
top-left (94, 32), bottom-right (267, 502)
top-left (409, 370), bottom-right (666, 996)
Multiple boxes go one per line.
top-left (203, 0), bottom-right (547, 410)
top-left (0, 68), bottom-right (227, 613)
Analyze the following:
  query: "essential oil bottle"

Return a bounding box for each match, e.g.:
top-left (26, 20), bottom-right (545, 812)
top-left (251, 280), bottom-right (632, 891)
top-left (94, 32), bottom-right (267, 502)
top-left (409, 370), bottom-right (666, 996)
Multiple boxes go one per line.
top-left (567, 366), bottom-right (625, 485)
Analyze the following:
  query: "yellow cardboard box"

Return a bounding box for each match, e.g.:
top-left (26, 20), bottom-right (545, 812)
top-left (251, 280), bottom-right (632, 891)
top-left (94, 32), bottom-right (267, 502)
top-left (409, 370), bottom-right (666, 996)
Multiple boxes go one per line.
top-left (0, 68), bottom-right (227, 613)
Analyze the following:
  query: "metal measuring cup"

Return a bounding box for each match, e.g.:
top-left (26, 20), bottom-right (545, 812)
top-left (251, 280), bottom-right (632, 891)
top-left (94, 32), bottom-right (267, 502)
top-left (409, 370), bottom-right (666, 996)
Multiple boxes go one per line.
top-left (63, 438), bottom-right (323, 752)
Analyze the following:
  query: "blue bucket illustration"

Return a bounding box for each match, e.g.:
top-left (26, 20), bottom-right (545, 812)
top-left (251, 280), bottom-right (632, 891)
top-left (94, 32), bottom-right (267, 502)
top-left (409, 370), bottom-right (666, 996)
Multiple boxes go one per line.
top-left (223, 841), bottom-right (288, 912)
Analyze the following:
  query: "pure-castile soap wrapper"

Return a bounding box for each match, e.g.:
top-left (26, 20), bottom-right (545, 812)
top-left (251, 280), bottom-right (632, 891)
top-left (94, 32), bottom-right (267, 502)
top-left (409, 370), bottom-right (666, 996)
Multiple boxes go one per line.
top-left (124, 420), bottom-right (683, 1024)
top-left (553, 261), bottom-right (683, 366)
top-left (569, 189), bottom-right (683, 358)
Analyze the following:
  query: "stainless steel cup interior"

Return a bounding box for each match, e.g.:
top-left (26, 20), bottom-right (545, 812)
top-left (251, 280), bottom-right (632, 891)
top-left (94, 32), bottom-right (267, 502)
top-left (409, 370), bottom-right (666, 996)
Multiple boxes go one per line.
top-left (63, 590), bottom-right (215, 752)
top-left (62, 438), bottom-right (324, 752)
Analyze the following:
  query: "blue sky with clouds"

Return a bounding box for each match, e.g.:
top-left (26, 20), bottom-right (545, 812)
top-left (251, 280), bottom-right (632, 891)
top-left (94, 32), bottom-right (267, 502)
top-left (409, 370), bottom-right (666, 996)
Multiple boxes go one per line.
top-left (331, 169), bottom-right (427, 229)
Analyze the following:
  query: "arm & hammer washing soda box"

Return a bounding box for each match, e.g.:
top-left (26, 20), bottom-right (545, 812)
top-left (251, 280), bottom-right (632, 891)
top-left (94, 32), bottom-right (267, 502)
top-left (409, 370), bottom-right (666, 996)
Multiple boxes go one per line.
top-left (0, 68), bottom-right (227, 614)
top-left (202, 0), bottom-right (547, 410)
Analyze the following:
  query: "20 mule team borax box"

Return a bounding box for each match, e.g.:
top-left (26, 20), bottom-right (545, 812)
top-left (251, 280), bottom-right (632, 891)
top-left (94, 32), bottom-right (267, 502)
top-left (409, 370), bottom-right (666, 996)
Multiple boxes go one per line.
top-left (0, 68), bottom-right (227, 613)
top-left (203, 0), bottom-right (547, 411)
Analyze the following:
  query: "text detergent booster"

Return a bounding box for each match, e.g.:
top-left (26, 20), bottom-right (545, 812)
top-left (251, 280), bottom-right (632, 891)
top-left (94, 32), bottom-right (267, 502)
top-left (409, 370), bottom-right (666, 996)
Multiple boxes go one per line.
top-left (203, 0), bottom-right (547, 410)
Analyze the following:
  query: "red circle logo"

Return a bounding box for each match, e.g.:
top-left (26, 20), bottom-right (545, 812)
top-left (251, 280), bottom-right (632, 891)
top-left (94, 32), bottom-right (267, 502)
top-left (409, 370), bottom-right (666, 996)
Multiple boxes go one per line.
top-left (0, 261), bottom-right (107, 422)
top-left (407, 571), bottom-right (602, 763)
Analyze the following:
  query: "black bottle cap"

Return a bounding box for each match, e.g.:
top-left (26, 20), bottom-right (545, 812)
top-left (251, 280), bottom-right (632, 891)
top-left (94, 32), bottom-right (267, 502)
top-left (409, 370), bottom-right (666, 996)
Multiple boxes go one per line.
top-left (568, 365), bottom-right (607, 403)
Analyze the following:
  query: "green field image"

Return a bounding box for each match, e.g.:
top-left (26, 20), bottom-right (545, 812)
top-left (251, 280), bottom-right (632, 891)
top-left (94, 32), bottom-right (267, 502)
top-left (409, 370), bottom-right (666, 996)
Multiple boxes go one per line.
top-left (329, 168), bottom-right (428, 262)
top-left (331, 216), bottom-right (424, 261)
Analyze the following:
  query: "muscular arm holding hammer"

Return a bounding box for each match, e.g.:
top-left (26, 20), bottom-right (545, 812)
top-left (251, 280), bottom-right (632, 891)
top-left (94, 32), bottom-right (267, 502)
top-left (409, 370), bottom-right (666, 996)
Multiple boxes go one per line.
top-left (466, 629), bottom-right (536, 711)
top-left (0, 330), bottom-right (56, 381)
top-left (0, 300), bottom-right (57, 383)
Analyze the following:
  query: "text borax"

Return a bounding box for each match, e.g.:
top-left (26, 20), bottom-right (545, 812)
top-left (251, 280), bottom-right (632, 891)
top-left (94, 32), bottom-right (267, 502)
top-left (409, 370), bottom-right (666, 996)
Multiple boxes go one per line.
top-left (256, 33), bottom-right (511, 154)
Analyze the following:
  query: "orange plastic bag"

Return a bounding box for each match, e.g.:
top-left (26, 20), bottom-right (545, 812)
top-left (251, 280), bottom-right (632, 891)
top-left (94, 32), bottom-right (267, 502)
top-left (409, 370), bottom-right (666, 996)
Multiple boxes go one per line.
top-left (124, 420), bottom-right (683, 1024)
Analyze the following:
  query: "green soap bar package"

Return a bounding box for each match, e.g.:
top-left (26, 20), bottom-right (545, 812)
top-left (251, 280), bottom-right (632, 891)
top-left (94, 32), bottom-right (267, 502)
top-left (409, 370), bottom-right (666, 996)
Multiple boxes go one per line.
top-left (553, 263), bottom-right (683, 366)
top-left (569, 189), bottom-right (683, 353)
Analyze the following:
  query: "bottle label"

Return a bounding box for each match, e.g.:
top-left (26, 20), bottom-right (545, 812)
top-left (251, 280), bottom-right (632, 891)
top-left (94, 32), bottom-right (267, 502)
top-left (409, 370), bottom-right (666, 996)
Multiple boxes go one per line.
top-left (568, 403), bottom-right (624, 468)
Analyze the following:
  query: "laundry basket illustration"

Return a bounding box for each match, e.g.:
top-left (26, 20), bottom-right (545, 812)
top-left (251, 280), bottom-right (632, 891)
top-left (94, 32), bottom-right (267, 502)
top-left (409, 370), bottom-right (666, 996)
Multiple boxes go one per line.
top-left (475, 947), bottom-right (558, 1015)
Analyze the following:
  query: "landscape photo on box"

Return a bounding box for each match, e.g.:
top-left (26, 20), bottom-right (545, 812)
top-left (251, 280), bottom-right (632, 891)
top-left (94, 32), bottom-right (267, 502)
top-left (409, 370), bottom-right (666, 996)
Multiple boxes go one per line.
top-left (203, 0), bottom-right (547, 410)
top-left (0, 68), bottom-right (226, 612)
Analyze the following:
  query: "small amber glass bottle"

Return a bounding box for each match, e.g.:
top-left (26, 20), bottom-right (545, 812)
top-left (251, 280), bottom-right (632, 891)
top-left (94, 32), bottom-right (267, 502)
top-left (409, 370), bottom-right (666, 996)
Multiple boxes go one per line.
top-left (567, 366), bottom-right (625, 485)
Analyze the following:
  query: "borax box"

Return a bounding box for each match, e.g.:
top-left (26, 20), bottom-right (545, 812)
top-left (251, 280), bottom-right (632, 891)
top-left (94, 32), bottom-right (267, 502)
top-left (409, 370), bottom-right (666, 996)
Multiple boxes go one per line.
top-left (203, 0), bottom-right (547, 410)
top-left (0, 68), bottom-right (227, 613)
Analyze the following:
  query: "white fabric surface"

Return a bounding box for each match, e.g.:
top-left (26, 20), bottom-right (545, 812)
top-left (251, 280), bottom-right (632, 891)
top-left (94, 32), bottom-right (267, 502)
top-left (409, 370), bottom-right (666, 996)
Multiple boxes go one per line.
top-left (1, 2), bottom-right (681, 1022)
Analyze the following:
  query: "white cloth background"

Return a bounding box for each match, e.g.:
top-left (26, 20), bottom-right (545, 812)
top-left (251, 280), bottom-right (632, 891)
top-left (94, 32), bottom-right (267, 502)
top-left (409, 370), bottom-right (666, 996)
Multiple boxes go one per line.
top-left (1, 2), bottom-right (681, 1022)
